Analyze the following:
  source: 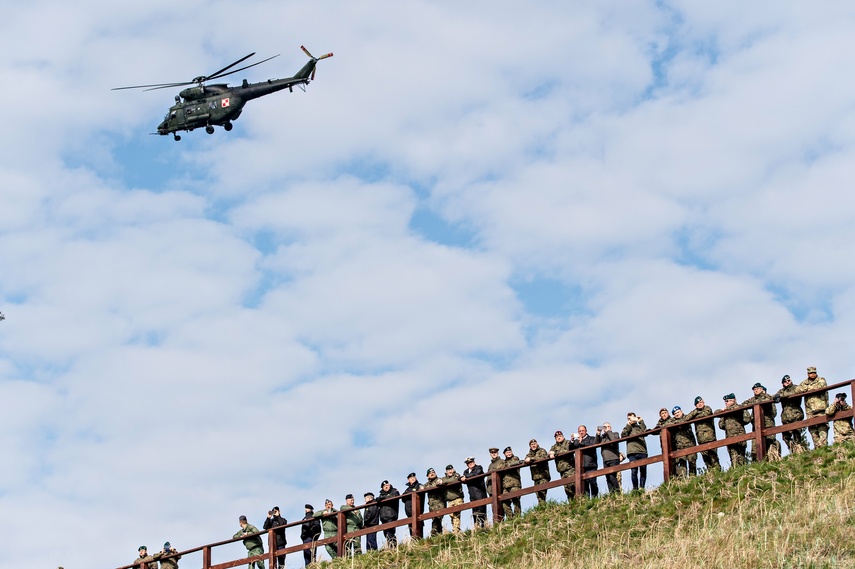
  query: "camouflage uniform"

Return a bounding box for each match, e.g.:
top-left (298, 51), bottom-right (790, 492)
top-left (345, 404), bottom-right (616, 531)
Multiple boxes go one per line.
top-left (774, 377), bottom-right (807, 454)
top-left (501, 449), bottom-right (523, 518)
top-left (313, 505), bottom-right (339, 560)
top-left (441, 468), bottom-right (465, 534)
top-left (525, 443), bottom-right (551, 504)
top-left (718, 398), bottom-right (750, 467)
top-left (340, 500), bottom-right (363, 556)
top-left (826, 398), bottom-right (855, 444)
top-left (682, 402), bottom-right (721, 471)
top-left (153, 546), bottom-right (181, 569)
top-left (795, 368), bottom-right (829, 448)
top-left (621, 418), bottom-right (648, 490)
top-left (133, 550), bottom-right (158, 569)
top-left (742, 389), bottom-right (781, 460)
top-left (233, 522), bottom-right (265, 569)
top-left (549, 434), bottom-right (576, 499)
top-left (423, 470), bottom-right (446, 536)
top-left (670, 408), bottom-right (698, 477)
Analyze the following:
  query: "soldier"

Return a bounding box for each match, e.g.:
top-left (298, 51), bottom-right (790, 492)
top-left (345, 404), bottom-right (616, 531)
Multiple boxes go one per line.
top-left (401, 472), bottom-right (423, 539)
top-left (233, 516), bottom-right (265, 569)
top-left (441, 464), bottom-right (465, 533)
top-left (718, 393), bottom-right (750, 467)
top-left (548, 431), bottom-right (577, 499)
top-left (655, 408), bottom-right (671, 429)
top-left (795, 366), bottom-right (830, 448)
top-left (571, 426), bottom-right (599, 498)
top-left (681, 397), bottom-right (720, 471)
top-left (154, 542), bottom-right (181, 569)
top-left (742, 382), bottom-right (781, 460)
top-left (670, 406), bottom-right (698, 476)
top-left (597, 424), bottom-right (621, 493)
top-left (378, 480), bottom-right (400, 549)
top-left (300, 504), bottom-right (321, 567)
top-left (461, 456), bottom-right (488, 528)
top-left (133, 546), bottom-right (158, 569)
top-left (523, 438), bottom-right (552, 503)
top-left (501, 447), bottom-right (524, 517)
top-left (363, 492), bottom-right (379, 551)
top-left (485, 447), bottom-right (504, 499)
top-left (340, 494), bottom-right (363, 556)
top-left (313, 499), bottom-right (338, 560)
top-left (621, 413), bottom-right (648, 490)
top-left (826, 393), bottom-right (855, 443)
top-left (263, 507), bottom-right (287, 569)
top-left (774, 375), bottom-right (807, 454)
top-left (423, 468), bottom-right (446, 536)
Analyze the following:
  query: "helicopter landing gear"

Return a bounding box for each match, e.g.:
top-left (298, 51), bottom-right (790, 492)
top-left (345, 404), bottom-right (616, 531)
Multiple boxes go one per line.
top-left (223, 122), bottom-right (233, 131)
top-left (173, 133), bottom-right (181, 141)
top-left (205, 125), bottom-right (215, 134)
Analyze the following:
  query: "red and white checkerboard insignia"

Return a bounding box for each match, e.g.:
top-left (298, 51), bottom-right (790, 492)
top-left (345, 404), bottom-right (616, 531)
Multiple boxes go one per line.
top-left (221, 98), bottom-right (230, 108)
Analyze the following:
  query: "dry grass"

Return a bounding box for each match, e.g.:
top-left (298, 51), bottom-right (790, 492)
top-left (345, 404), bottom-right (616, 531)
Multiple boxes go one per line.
top-left (321, 444), bottom-right (855, 569)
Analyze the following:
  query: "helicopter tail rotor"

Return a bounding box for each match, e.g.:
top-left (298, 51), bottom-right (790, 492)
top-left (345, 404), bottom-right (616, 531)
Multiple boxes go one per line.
top-left (300, 46), bottom-right (333, 80)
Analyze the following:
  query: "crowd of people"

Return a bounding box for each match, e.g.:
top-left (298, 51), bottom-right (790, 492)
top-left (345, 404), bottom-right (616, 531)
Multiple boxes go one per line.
top-left (130, 366), bottom-right (853, 569)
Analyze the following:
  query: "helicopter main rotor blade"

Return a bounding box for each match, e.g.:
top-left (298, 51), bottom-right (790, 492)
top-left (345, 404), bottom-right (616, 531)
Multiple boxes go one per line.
top-left (204, 52), bottom-right (256, 82)
top-left (112, 80), bottom-right (194, 91)
top-left (206, 54), bottom-right (280, 81)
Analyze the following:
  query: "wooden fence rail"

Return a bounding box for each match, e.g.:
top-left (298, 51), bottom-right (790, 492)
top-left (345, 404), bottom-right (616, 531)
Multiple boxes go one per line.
top-left (116, 378), bottom-right (855, 569)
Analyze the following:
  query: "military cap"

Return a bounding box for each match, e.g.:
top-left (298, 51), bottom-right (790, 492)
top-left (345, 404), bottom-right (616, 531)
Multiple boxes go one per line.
top-left (554, 430), bottom-right (563, 437)
top-left (139, 546), bottom-right (147, 552)
top-left (163, 542), bottom-right (170, 549)
top-left (272, 506), bottom-right (280, 512)
top-left (238, 515), bottom-right (247, 522)
top-left (672, 405), bottom-right (681, 414)
top-left (488, 447), bottom-right (499, 453)
top-left (752, 382), bottom-right (764, 390)
top-left (445, 464), bottom-right (454, 470)
top-left (345, 493), bottom-right (354, 499)
top-left (406, 472), bottom-right (416, 478)
top-left (503, 446), bottom-right (513, 453)
top-left (807, 366), bottom-right (817, 373)
top-left (836, 392), bottom-right (847, 399)
top-left (305, 504), bottom-right (314, 510)
top-left (381, 479), bottom-right (389, 487)
top-left (694, 396), bottom-right (703, 405)
top-left (723, 393), bottom-right (736, 400)
top-left (324, 498), bottom-right (333, 505)
top-left (781, 375), bottom-right (791, 383)
top-left (364, 492), bottom-right (374, 498)
top-left (659, 407), bottom-right (668, 414)
top-left (426, 467), bottom-right (435, 475)
top-left (465, 456), bottom-right (475, 463)
top-left (529, 438), bottom-right (538, 445)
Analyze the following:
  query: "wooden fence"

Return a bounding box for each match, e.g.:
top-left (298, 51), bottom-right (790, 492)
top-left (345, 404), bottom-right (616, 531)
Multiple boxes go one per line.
top-left (116, 378), bottom-right (854, 569)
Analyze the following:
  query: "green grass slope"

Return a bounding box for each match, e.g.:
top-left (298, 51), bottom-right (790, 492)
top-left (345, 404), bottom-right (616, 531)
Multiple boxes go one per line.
top-left (325, 444), bottom-right (855, 569)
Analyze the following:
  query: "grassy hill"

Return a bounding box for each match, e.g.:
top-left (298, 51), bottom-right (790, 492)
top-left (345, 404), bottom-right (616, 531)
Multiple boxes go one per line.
top-left (323, 444), bottom-right (855, 569)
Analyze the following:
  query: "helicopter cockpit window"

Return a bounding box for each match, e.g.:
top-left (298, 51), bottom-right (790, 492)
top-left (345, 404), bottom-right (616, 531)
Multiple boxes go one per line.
top-left (170, 111), bottom-right (177, 119)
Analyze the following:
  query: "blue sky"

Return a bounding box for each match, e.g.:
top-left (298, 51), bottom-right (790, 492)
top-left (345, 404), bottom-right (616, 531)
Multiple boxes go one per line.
top-left (3, 2), bottom-right (855, 568)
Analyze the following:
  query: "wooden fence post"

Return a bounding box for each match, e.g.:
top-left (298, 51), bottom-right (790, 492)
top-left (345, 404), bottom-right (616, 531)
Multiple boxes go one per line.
top-left (660, 426), bottom-right (672, 482)
top-left (267, 526), bottom-right (276, 568)
top-left (202, 546), bottom-right (211, 569)
top-left (754, 402), bottom-right (767, 461)
top-left (336, 510), bottom-right (345, 558)
top-left (574, 449), bottom-right (583, 497)
top-left (490, 470), bottom-right (503, 524)
top-left (411, 492), bottom-right (422, 538)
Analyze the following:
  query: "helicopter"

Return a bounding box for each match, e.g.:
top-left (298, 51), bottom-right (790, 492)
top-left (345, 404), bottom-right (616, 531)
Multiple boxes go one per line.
top-left (113, 46), bottom-right (332, 140)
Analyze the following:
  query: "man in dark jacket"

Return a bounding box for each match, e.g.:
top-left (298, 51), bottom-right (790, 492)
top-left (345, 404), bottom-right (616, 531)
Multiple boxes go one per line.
top-left (363, 492), bottom-right (380, 551)
top-left (571, 425), bottom-right (599, 498)
top-left (401, 472), bottom-right (423, 539)
top-left (598, 423), bottom-right (621, 493)
top-left (263, 506), bottom-right (287, 569)
top-left (378, 480), bottom-right (400, 548)
top-left (621, 413), bottom-right (648, 490)
top-left (460, 456), bottom-right (487, 528)
top-left (300, 504), bottom-right (321, 567)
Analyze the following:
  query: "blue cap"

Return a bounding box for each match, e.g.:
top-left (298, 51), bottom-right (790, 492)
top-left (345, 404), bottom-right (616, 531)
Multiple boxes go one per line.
top-left (672, 405), bottom-right (681, 414)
